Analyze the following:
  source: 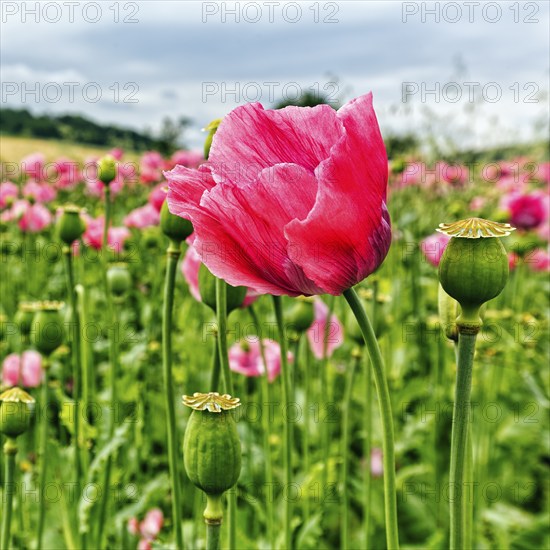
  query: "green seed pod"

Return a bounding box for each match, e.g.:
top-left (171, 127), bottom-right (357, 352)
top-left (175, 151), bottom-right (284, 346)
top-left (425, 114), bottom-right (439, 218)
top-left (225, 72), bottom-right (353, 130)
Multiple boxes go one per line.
top-left (15, 302), bottom-right (38, 337)
top-left (97, 155), bottom-right (117, 185)
top-left (107, 263), bottom-right (132, 299)
top-left (0, 387), bottom-right (35, 438)
top-left (286, 297), bottom-right (314, 333)
top-left (31, 302), bottom-right (64, 355)
top-left (203, 119), bottom-right (222, 160)
top-left (160, 200), bottom-right (193, 243)
top-left (437, 218), bottom-right (514, 327)
top-left (182, 392), bottom-right (241, 496)
top-left (198, 264), bottom-right (246, 313)
top-left (57, 205), bottom-right (86, 245)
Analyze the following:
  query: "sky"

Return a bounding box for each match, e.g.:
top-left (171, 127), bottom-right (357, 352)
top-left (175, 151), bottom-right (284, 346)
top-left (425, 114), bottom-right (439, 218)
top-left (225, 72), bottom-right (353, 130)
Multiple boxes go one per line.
top-left (1, 1), bottom-right (549, 151)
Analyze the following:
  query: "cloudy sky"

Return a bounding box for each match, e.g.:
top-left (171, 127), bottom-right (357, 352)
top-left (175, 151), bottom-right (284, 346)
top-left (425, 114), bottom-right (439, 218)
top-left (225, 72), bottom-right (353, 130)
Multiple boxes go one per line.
top-left (2, 1), bottom-right (549, 150)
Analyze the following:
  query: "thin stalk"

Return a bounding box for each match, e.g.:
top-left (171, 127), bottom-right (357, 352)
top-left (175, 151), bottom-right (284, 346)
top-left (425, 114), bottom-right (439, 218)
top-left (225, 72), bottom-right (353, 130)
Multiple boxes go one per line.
top-left (76, 284), bottom-right (92, 437)
top-left (206, 522), bottom-right (221, 550)
top-left (1, 438), bottom-right (17, 550)
top-left (341, 351), bottom-right (359, 550)
top-left (63, 248), bottom-right (82, 514)
top-left (303, 336), bottom-right (312, 520)
top-left (321, 295), bottom-right (335, 492)
top-left (272, 295), bottom-right (293, 550)
top-left (343, 287), bottom-right (399, 550)
top-left (449, 331), bottom-right (477, 550)
top-left (37, 364), bottom-right (50, 549)
top-left (215, 278), bottom-right (236, 549)
top-left (162, 240), bottom-right (184, 550)
top-left (209, 337), bottom-right (220, 391)
top-left (363, 351), bottom-right (373, 547)
top-left (249, 305), bottom-right (275, 549)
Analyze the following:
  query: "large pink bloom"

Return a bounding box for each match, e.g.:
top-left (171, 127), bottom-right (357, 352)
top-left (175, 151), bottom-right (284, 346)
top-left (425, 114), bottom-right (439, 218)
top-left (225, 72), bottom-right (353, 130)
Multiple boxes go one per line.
top-left (306, 298), bottom-right (344, 359)
top-left (2, 351), bottom-right (43, 388)
top-left (504, 191), bottom-right (548, 230)
top-left (23, 181), bottom-right (57, 203)
top-left (166, 93), bottom-right (390, 296)
top-left (420, 232), bottom-right (451, 267)
top-left (228, 338), bottom-right (292, 382)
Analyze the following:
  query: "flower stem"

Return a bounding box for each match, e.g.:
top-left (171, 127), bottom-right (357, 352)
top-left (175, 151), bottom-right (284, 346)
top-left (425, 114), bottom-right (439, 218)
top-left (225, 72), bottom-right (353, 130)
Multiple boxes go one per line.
top-left (363, 351), bottom-right (373, 547)
top-left (206, 522), bottom-right (221, 550)
top-left (162, 240), bottom-right (184, 550)
top-left (321, 295), bottom-right (335, 492)
top-left (343, 287), bottom-right (399, 550)
top-left (215, 277), bottom-right (236, 549)
top-left (1, 438), bottom-right (17, 550)
top-left (303, 339), bottom-right (312, 520)
top-left (449, 330), bottom-right (477, 550)
top-left (37, 364), bottom-right (49, 549)
top-left (272, 295), bottom-right (293, 550)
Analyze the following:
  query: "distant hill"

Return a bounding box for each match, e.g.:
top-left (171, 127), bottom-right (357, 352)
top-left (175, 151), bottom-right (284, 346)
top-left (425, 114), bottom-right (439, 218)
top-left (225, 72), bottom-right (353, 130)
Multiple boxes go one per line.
top-left (0, 108), bottom-right (179, 153)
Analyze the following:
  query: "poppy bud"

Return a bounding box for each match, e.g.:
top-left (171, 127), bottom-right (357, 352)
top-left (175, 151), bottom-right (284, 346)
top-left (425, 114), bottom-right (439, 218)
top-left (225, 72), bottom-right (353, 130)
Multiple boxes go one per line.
top-left (97, 155), bottom-right (117, 185)
top-left (182, 392), bottom-right (241, 522)
top-left (107, 263), bottom-right (132, 301)
top-left (198, 264), bottom-right (246, 313)
top-left (286, 297), bottom-right (315, 333)
top-left (160, 201), bottom-right (193, 243)
top-left (203, 119), bottom-right (222, 160)
top-left (437, 218), bottom-right (513, 328)
top-left (31, 302), bottom-right (64, 355)
top-left (0, 387), bottom-right (35, 438)
top-left (15, 302), bottom-right (38, 337)
top-left (57, 205), bottom-right (86, 245)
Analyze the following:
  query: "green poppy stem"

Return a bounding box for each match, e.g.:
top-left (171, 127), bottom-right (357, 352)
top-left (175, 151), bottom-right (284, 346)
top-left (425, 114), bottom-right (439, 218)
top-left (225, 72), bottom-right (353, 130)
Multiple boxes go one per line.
top-left (162, 240), bottom-right (184, 550)
top-left (206, 522), bottom-right (221, 550)
top-left (321, 295), bottom-right (335, 492)
top-left (1, 438), bottom-right (17, 550)
top-left (343, 287), bottom-right (399, 550)
top-left (272, 295), bottom-right (293, 550)
top-left (449, 330), bottom-right (477, 550)
top-left (215, 277), bottom-right (236, 549)
top-left (37, 365), bottom-right (49, 549)
top-left (363, 351), bottom-right (373, 547)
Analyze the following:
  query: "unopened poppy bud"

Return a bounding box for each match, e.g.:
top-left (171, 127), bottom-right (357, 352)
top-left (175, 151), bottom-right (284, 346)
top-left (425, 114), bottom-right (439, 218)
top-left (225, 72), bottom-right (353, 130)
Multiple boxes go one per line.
top-left (437, 218), bottom-right (513, 329)
top-left (31, 301), bottom-right (64, 354)
top-left (286, 297), bottom-right (315, 333)
top-left (97, 155), bottom-right (117, 185)
top-left (198, 264), bottom-right (247, 313)
top-left (107, 263), bottom-right (132, 300)
top-left (57, 205), bottom-right (86, 245)
top-left (203, 119), bottom-right (222, 160)
top-left (160, 200), bottom-right (193, 243)
top-left (182, 392), bottom-right (241, 522)
top-left (0, 387), bottom-right (35, 438)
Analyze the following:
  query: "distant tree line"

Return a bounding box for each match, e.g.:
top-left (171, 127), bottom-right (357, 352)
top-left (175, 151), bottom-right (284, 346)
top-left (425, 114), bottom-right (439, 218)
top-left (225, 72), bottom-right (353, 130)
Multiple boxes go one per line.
top-left (0, 108), bottom-right (189, 154)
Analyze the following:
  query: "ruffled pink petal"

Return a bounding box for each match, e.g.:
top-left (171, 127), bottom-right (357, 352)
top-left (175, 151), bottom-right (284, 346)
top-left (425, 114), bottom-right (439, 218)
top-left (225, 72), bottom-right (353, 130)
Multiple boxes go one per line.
top-left (285, 93), bottom-right (391, 294)
top-left (192, 164), bottom-right (323, 296)
top-left (208, 102), bottom-right (344, 186)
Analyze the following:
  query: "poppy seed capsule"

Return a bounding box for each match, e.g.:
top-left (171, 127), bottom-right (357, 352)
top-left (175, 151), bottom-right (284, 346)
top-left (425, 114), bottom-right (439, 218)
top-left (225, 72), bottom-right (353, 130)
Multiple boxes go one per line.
top-left (160, 200), bottom-right (193, 243)
top-left (107, 263), bottom-right (132, 298)
top-left (97, 155), bottom-right (117, 185)
top-left (0, 387), bottom-right (35, 438)
top-left (31, 302), bottom-right (64, 355)
top-left (198, 264), bottom-right (247, 313)
top-left (437, 218), bottom-right (513, 326)
top-left (182, 393), bottom-right (241, 497)
top-left (57, 206), bottom-right (86, 245)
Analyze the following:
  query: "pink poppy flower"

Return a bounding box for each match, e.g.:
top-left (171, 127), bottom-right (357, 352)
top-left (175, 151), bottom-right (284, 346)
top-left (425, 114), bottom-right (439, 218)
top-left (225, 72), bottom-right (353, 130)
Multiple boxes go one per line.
top-left (23, 181), bottom-right (57, 203)
top-left (110, 148), bottom-right (124, 160)
top-left (2, 351), bottom-right (43, 388)
top-left (124, 203), bottom-right (160, 229)
top-left (526, 248), bottom-right (550, 272)
top-left (137, 540), bottom-right (151, 550)
top-left (148, 184), bottom-right (167, 212)
top-left (420, 232), bottom-right (451, 267)
top-left (140, 508), bottom-right (163, 540)
top-left (21, 152), bottom-right (45, 180)
top-left (398, 161), bottom-right (424, 187)
top-left (52, 157), bottom-right (81, 189)
top-left (127, 517), bottom-right (140, 536)
top-left (181, 242), bottom-right (259, 306)
top-left (166, 93), bottom-right (390, 296)
top-left (306, 298), bottom-right (344, 359)
top-left (437, 162), bottom-right (469, 186)
top-left (83, 216), bottom-right (130, 253)
top-left (504, 191), bottom-right (548, 230)
top-left (371, 448), bottom-right (383, 478)
top-left (534, 161), bottom-right (550, 184)
top-left (170, 150), bottom-right (204, 169)
top-left (0, 181), bottom-right (18, 209)
top-left (469, 196), bottom-right (486, 211)
top-left (3, 200), bottom-right (52, 232)
top-left (229, 338), bottom-right (292, 382)
top-left (140, 151), bottom-right (164, 184)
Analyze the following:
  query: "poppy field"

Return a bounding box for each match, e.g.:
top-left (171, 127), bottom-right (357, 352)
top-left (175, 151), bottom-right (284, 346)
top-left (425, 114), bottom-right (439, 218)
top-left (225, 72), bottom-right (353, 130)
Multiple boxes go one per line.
top-left (0, 96), bottom-right (549, 550)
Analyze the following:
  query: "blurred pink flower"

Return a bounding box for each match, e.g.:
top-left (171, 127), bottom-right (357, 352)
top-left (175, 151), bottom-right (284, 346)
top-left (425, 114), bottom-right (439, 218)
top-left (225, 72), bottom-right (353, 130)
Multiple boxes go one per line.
top-left (437, 161), bottom-right (469, 186)
top-left (181, 242), bottom-right (259, 307)
top-left (140, 508), bottom-right (163, 540)
top-left (535, 161), bottom-right (550, 184)
top-left (526, 248), bottom-right (550, 272)
top-left (110, 148), bottom-right (124, 160)
top-left (3, 200), bottom-right (53, 232)
top-left (508, 252), bottom-right (519, 271)
top-left (306, 298), bottom-right (344, 359)
top-left (229, 339), bottom-right (292, 382)
top-left (53, 157), bottom-right (81, 189)
top-left (504, 191), bottom-right (548, 230)
top-left (399, 161), bottom-right (424, 187)
top-left (23, 181), bottom-right (57, 203)
top-left (127, 517), bottom-right (140, 536)
top-left (170, 150), bottom-right (204, 168)
top-left (148, 184), bottom-right (167, 212)
top-left (124, 203), bottom-right (160, 229)
top-left (21, 152), bottom-right (45, 180)
top-left (83, 216), bottom-right (130, 252)
top-left (0, 181), bottom-right (18, 209)
top-left (371, 448), bottom-right (383, 478)
top-left (137, 540), bottom-right (151, 550)
top-left (469, 196), bottom-right (486, 211)
top-left (140, 151), bottom-right (164, 183)
top-left (2, 351), bottom-right (43, 388)
top-left (536, 223), bottom-right (549, 242)
top-left (420, 232), bottom-right (451, 267)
